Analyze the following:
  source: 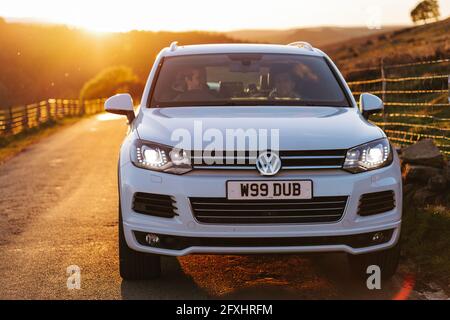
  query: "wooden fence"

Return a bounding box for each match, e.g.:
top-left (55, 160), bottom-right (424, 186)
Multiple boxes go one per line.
top-left (0, 98), bottom-right (106, 137)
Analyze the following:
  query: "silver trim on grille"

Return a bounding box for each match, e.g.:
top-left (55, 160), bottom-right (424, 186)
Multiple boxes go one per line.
top-left (283, 165), bottom-right (343, 169)
top-left (193, 165), bottom-right (343, 170)
top-left (193, 207), bottom-right (344, 212)
top-left (190, 200), bottom-right (347, 206)
top-left (190, 150), bottom-right (347, 170)
top-left (281, 155), bottom-right (345, 159)
top-left (192, 165), bottom-right (253, 170)
top-left (195, 214), bottom-right (342, 219)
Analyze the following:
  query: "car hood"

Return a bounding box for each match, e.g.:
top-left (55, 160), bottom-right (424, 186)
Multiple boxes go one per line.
top-left (134, 106), bottom-right (384, 150)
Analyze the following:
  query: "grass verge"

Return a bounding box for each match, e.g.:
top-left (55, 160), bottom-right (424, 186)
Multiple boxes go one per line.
top-left (401, 204), bottom-right (450, 288)
top-left (0, 117), bottom-right (82, 164)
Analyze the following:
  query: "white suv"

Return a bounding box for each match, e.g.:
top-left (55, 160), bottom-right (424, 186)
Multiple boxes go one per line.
top-left (106, 42), bottom-right (402, 281)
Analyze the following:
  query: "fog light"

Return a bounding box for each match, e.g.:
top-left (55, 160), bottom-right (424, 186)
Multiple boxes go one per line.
top-left (372, 232), bottom-right (384, 243)
top-left (145, 233), bottom-right (160, 246)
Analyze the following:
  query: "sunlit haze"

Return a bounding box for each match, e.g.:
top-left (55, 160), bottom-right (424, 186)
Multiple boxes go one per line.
top-left (2, 0), bottom-right (449, 32)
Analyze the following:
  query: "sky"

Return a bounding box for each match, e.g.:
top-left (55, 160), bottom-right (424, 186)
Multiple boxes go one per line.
top-left (1, 0), bottom-right (449, 32)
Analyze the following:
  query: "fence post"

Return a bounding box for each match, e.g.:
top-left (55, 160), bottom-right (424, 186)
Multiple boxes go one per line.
top-left (55, 100), bottom-right (59, 118)
top-left (59, 100), bottom-right (62, 118)
top-left (22, 105), bottom-right (29, 131)
top-left (36, 102), bottom-right (41, 126)
top-left (80, 99), bottom-right (85, 116)
top-left (40, 100), bottom-right (47, 123)
top-left (58, 99), bottom-right (64, 118)
top-left (5, 107), bottom-right (13, 134)
top-left (64, 100), bottom-right (68, 117)
top-left (380, 58), bottom-right (387, 130)
top-left (448, 76), bottom-right (450, 104)
top-left (47, 99), bottom-right (52, 121)
top-left (69, 99), bottom-right (76, 117)
top-left (55, 99), bottom-right (59, 118)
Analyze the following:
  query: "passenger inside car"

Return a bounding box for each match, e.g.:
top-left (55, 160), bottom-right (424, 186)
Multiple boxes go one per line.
top-left (174, 67), bottom-right (217, 101)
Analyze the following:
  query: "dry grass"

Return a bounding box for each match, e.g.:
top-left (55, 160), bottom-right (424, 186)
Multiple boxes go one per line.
top-left (324, 17), bottom-right (450, 70)
top-left (0, 118), bottom-right (81, 164)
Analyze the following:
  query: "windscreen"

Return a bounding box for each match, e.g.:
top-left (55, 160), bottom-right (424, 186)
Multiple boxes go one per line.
top-left (149, 53), bottom-right (350, 107)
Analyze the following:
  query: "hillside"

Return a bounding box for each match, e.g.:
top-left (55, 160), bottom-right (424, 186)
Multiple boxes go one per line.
top-left (226, 26), bottom-right (402, 47)
top-left (0, 20), bottom-right (239, 107)
top-left (323, 17), bottom-right (450, 71)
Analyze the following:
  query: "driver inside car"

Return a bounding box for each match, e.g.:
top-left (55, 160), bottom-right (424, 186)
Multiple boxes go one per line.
top-left (269, 71), bottom-right (301, 99)
top-left (174, 67), bottom-right (217, 101)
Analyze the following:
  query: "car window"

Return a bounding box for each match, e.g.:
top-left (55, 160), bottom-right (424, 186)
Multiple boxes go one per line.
top-left (149, 53), bottom-right (350, 107)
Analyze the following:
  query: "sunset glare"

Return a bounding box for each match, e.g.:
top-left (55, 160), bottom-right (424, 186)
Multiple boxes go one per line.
top-left (1, 0), bottom-right (449, 32)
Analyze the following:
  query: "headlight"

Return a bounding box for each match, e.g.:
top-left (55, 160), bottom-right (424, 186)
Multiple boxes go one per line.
top-left (343, 138), bottom-right (393, 173)
top-left (131, 140), bottom-right (192, 174)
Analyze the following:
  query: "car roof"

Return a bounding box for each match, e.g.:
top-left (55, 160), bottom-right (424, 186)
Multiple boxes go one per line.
top-left (161, 43), bottom-right (325, 58)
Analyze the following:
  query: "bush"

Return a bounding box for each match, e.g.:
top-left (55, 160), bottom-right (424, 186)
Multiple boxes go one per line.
top-left (79, 66), bottom-right (142, 101)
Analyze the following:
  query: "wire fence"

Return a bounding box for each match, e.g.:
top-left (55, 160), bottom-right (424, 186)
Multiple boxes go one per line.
top-left (342, 58), bottom-right (450, 155)
top-left (0, 98), bottom-right (106, 137)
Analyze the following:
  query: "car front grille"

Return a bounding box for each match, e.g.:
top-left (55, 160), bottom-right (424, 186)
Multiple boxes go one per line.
top-left (132, 192), bottom-right (178, 218)
top-left (189, 196), bottom-right (348, 224)
top-left (189, 149), bottom-right (347, 170)
top-left (358, 191), bottom-right (395, 216)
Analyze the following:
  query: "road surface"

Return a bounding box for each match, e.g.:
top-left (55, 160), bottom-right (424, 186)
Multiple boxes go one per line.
top-left (0, 114), bottom-right (426, 299)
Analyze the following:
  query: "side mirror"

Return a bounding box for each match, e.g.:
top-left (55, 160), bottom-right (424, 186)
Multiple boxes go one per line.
top-left (104, 93), bottom-right (135, 123)
top-left (359, 93), bottom-right (383, 119)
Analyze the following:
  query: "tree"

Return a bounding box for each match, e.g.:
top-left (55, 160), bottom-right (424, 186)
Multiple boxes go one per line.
top-left (79, 66), bottom-right (141, 101)
top-left (411, 0), bottom-right (440, 24)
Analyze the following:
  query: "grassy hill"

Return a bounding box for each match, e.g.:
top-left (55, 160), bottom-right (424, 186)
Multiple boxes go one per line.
top-left (323, 17), bottom-right (450, 70)
top-left (226, 26), bottom-right (403, 47)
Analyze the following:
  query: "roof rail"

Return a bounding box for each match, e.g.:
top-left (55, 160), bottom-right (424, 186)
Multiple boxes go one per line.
top-left (169, 41), bottom-right (178, 52)
top-left (287, 41), bottom-right (314, 51)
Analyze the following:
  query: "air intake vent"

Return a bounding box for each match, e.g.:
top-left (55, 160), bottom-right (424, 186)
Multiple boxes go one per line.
top-left (190, 196), bottom-right (348, 224)
top-left (132, 193), bottom-right (177, 218)
top-left (358, 191), bottom-right (395, 216)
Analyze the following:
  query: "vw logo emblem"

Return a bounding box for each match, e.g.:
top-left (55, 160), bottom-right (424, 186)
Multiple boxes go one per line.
top-left (256, 151), bottom-right (282, 176)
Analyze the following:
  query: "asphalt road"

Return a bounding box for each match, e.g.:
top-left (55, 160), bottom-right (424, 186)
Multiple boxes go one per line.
top-left (0, 114), bottom-right (426, 299)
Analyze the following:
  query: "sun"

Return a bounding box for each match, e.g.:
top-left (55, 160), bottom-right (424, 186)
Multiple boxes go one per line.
top-left (74, 19), bottom-right (132, 34)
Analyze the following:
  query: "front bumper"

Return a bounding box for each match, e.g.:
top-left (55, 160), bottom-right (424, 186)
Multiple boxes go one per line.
top-left (119, 157), bottom-right (402, 256)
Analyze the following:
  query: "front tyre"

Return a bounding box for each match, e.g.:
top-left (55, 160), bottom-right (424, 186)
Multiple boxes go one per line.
top-left (347, 241), bottom-right (401, 281)
top-left (119, 206), bottom-right (161, 280)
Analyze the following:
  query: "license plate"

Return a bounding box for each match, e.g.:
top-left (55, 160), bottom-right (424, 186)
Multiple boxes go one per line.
top-left (227, 180), bottom-right (312, 200)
